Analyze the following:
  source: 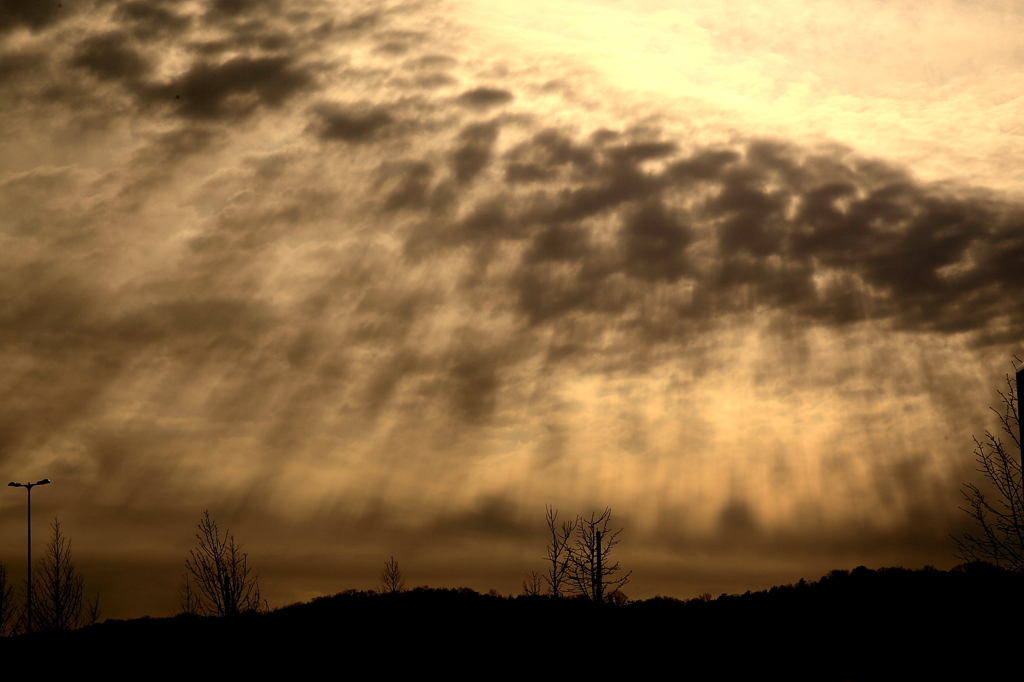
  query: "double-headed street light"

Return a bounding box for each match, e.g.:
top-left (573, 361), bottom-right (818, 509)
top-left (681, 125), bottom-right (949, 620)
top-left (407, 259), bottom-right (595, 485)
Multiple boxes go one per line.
top-left (8, 479), bottom-right (50, 634)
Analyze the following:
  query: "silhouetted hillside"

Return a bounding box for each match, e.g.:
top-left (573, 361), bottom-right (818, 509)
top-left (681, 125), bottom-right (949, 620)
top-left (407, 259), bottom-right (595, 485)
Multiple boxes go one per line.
top-left (3, 563), bottom-right (1018, 678)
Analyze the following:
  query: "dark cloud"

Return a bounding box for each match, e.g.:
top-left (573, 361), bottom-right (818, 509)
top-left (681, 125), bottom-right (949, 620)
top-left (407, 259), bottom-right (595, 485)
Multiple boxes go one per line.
top-left (363, 349), bottom-right (420, 418)
top-left (312, 104), bottom-right (393, 143)
top-left (610, 141), bottom-right (678, 163)
top-left (411, 72), bottom-right (459, 89)
top-left (205, 0), bottom-right (281, 20)
top-left (457, 198), bottom-right (516, 241)
top-left (146, 55), bottom-right (312, 120)
top-left (534, 146), bottom-right (666, 223)
top-left (139, 125), bottom-right (221, 167)
top-left (620, 200), bottom-right (693, 282)
top-left (373, 30), bottom-right (426, 55)
top-left (383, 161), bottom-right (434, 211)
top-left (447, 352), bottom-right (500, 424)
top-left (451, 120), bottom-right (500, 183)
top-left (0, 249), bottom-right (278, 468)
top-left (430, 496), bottom-right (533, 538)
top-left (505, 129), bottom-right (595, 184)
top-left (712, 169), bottom-right (790, 258)
top-left (121, 297), bottom-right (276, 345)
top-left (114, 1), bottom-right (193, 39)
top-left (514, 258), bottom-right (623, 325)
top-left (717, 499), bottom-right (760, 538)
top-left (667, 148), bottom-right (741, 182)
top-left (334, 10), bottom-right (383, 34)
top-left (0, 0), bottom-right (71, 34)
top-left (15, 1), bottom-right (333, 126)
top-left (407, 54), bottom-right (458, 70)
top-left (524, 224), bottom-right (591, 263)
top-left (457, 87), bottom-right (513, 109)
top-left (0, 48), bottom-right (47, 87)
top-left (375, 40), bottom-right (410, 55)
top-left (411, 122), bottom-right (1023, 341)
top-left (71, 32), bottom-right (151, 83)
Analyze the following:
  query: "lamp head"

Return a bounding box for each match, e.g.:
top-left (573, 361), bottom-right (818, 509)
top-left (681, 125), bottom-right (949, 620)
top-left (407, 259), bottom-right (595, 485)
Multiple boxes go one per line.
top-left (36, 479), bottom-right (50, 485)
top-left (8, 482), bottom-right (22, 487)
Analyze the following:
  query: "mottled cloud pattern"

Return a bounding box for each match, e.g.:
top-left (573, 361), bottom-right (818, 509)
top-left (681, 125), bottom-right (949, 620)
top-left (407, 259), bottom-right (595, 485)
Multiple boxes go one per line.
top-left (0, 0), bottom-right (1020, 615)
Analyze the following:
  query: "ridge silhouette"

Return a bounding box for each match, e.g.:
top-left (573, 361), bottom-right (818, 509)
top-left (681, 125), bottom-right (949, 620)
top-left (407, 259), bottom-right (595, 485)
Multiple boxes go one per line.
top-left (1, 563), bottom-right (1016, 678)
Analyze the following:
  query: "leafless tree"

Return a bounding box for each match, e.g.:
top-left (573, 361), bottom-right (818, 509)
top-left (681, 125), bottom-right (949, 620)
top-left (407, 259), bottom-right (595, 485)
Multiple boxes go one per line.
top-left (34, 519), bottom-right (85, 631)
top-left (957, 359), bottom-right (1023, 570)
top-left (178, 572), bottom-right (201, 615)
top-left (543, 505), bottom-right (577, 598)
top-left (379, 556), bottom-right (405, 594)
top-left (0, 560), bottom-right (14, 636)
top-left (568, 508), bottom-right (631, 604)
top-left (521, 570), bottom-right (543, 596)
top-left (183, 511), bottom-right (265, 616)
top-left (85, 591), bottom-right (102, 626)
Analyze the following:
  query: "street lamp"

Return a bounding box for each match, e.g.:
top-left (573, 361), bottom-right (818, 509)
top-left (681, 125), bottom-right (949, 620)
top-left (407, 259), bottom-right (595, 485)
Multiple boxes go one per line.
top-left (1017, 366), bottom-right (1022, 465)
top-left (8, 479), bottom-right (50, 634)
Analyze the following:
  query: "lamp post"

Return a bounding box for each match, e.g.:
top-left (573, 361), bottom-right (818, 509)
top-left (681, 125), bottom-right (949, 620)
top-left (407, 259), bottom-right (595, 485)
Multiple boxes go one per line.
top-left (7, 479), bottom-right (50, 634)
top-left (1017, 366), bottom-right (1022, 465)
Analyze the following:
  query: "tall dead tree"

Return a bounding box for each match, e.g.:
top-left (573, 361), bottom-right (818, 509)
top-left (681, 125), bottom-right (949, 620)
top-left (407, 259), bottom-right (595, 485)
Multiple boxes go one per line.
top-left (183, 511), bottom-right (264, 616)
top-left (568, 508), bottom-right (631, 604)
top-left (543, 505), bottom-right (577, 598)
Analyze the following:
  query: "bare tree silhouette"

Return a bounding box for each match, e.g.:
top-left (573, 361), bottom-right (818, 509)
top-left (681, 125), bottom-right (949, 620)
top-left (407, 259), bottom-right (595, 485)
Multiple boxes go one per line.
top-left (178, 572), bottom-right (201, 615)
top-left (0, 560), bottom-right (14, 636)
top-left (543, 505), bottom-right (577, 598)
top-left (85, 590), bottom-right (101, 626)
top-left (521, 570), bottom-right (543, 596)
top-left (34, 519), bottom-right (84, 631)
top-left (957, 358), bottom-right (1023, 569)
top-left (183, 511), bottom-right (265, 616)
top-left (568, 508), bottom-right (631, 604)
top-left (379, 556), bottom-right (406, 594)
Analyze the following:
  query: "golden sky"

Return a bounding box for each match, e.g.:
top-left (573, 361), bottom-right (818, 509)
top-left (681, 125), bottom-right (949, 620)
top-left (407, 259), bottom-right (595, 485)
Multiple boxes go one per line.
top-left (1, 0), bottom-right (1021, 618)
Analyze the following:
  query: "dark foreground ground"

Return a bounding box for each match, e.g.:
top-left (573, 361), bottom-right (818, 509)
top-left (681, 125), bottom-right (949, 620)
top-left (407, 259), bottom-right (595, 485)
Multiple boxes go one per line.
top-left (2, 563), bottom-right (1021, 678)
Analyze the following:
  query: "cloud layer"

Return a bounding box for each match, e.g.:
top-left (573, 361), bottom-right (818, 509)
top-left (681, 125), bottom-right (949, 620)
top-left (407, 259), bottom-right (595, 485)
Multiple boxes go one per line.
top-left (0, 0), bottom-right (1020, 614)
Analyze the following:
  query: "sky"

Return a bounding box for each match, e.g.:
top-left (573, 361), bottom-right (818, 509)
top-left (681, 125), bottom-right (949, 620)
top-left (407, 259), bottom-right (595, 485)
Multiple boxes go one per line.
top-left (1, 0), bottom-right (1022, 619)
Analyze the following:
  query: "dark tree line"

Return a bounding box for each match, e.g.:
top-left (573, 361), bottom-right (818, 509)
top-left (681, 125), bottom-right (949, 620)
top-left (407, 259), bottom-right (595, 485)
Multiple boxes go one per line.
top-left (9, 564), bottom-right (1015, 680)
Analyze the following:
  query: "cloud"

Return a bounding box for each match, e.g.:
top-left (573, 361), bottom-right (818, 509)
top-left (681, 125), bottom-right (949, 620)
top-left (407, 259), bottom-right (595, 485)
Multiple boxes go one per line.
top-left (71, 31), bottom-right (152, 83)
top-left (205, 0), bottom-right (281, 20)
top-left (383, 161), bottom-right (434, 210)
top-left (146, 55), bottom-right (313, 120)
top-left (113, 1), bottom-right (193, 39)
top-left (1, 0), bottom-right (1021, 615)
top-left (619, 200), bottom-right (693, 282)
top-left (451, 120), bottom-right (501, 183)
top-left (312, 104), bottom-right (394, 142)
top-left (457, 86), bottom-right (513, 109)
top-left (0, 0), bottom-right (72, 35)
